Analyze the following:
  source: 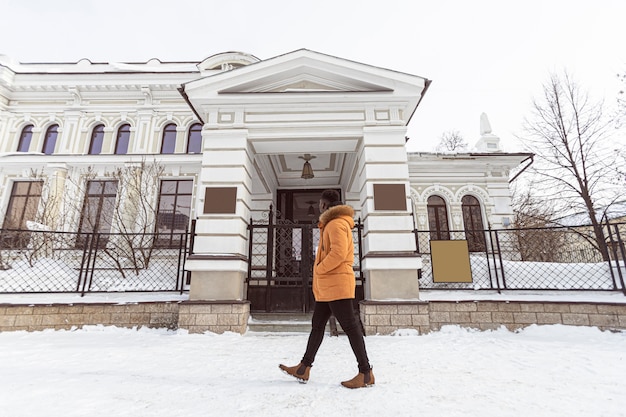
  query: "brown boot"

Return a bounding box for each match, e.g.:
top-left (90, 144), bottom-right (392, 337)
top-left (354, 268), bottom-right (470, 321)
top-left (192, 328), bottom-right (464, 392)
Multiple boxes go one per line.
top-left (279, 362), bottom-right (311, 383)
top-left (341, 369), bottom-right (375, 389)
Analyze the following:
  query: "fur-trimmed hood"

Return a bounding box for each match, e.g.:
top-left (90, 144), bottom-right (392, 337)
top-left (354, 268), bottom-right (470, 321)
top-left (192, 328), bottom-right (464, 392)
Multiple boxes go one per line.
top-left (318, 204), bottom-right (355, 228)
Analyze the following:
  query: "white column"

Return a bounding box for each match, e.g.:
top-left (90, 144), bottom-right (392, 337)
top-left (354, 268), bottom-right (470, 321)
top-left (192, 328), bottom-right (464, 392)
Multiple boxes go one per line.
top-left (60, 111), bottom-right (83, 154)
top-left (45, 163), bottom-right (69, 230)
top-left (359, 126), bottom-right (421, 300)
top-left (185, 128), bottom-right (253, 301)
top-left (0, 111), bottom-right (12, 153)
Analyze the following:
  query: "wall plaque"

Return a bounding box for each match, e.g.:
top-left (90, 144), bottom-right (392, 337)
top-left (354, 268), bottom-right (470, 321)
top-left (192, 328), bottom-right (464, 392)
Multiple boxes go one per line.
top-left (203, 187), bottom-right (237, 214)
top-left (373, 183), bottom-right (407, 210)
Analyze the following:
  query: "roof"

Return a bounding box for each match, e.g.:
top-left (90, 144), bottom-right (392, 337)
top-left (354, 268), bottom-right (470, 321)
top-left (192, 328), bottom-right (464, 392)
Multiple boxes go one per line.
top-left (555, 201), bottom-right (626, 226)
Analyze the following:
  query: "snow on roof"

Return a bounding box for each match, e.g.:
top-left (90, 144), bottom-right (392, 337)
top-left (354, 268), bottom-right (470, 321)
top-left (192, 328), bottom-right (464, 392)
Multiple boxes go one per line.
top-left (555, 201), bottom-right (626, 226)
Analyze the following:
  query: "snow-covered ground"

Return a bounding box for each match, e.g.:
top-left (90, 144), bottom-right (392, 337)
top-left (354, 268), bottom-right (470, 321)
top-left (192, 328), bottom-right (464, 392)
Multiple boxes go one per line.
top-left (1, 324), bottom-right (625, 417)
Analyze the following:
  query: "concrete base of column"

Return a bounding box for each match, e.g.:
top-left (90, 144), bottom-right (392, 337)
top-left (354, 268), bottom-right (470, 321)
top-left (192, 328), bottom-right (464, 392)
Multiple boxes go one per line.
top-left (189, 270), bottom-right (245, 301)
top-left (365, 269), bottom-right (420, 300)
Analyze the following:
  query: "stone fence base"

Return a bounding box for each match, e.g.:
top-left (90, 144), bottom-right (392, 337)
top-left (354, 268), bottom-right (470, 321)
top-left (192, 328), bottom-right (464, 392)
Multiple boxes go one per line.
top-left (2, 299), bottom-right (624, 334)
top-left (178, 301), bottom-right (250, 334)
top-left (360, 300), bottom-right (626, 335)
top-left (0, 302), bottom-right (180, 332)
top-left (0, 300), bottom-right (250, 334)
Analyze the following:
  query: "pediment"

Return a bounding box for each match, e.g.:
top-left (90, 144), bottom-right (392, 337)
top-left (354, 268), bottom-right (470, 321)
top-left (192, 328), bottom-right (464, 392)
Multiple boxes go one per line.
top-left (218, 67), bottom-right (392, 94)
top-left (183, 49), bottom-right (426, 97)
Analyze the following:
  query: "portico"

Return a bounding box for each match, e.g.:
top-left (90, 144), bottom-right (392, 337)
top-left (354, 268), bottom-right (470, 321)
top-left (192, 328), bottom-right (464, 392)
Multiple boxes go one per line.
top-left (180, 49), bottom-right (430, 312)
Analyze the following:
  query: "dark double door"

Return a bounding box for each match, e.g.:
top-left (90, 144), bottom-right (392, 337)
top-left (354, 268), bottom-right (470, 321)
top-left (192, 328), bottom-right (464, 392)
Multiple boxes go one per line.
top-left (246, 189), bottom-right (364, 313)
top-left (247, 190), bottom-right (323, 312)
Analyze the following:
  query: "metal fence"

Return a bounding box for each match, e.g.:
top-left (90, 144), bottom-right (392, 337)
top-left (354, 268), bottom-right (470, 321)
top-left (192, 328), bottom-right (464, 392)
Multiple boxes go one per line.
top-left (0, 228), bottom-right (190, 295)
top-left (415, 221), bottom-right (626, 294)
top-left (2, 220), bottom-right (624, 297)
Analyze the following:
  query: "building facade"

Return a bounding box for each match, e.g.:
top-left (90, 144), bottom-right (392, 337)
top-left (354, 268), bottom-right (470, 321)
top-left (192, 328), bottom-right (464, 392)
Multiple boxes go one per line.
top-left (0, 49), bottom-right (531, 331)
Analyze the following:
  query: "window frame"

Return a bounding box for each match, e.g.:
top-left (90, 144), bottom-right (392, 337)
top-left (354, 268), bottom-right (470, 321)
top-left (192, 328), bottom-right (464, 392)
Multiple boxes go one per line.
top-left (42, 124), bottom-right (59, 155)
top-left (186, 123), bottom-right (202, 154)
top-left (427, 195), bottom-right (450, 241)
top-left (160, 123), bottom-right (178, 154)
top-left (1, 181), bottom-right (44, 249)
top-left (114, 124), bottom-right (131, 155)
top-left (77, 180), bottom-right (119, 237)
top-left (461, 195), bottom-right (487, 252)
top-left (17, 125), bottom-right (34, 152)
top-left (88, 124), bottom-right (105, 155)
top-left (155, 179), bottom-right (193, 247)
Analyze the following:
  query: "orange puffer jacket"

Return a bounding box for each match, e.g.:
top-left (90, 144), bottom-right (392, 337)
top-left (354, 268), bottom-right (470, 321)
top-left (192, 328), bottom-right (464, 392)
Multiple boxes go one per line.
top-left (312, 205), bottom-right (356, 302)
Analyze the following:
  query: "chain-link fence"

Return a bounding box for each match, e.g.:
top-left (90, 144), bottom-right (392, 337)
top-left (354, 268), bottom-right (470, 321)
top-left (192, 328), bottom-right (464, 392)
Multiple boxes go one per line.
top-left (0, 228), bottom-right (190, 294)
top-left (415, 222), bottom-right (626, 293)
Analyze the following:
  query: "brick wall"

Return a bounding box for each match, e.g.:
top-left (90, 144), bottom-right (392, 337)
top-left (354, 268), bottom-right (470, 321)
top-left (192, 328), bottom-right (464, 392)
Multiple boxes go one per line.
top-left (360, 300), bottom-right (626, 335)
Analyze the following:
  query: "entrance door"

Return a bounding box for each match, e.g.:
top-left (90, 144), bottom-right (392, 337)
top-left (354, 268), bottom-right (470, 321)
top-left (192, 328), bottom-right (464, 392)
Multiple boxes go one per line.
top-left (247, 189), bottom-right (363, 313)
top-left (246, 189), bottom-right (331, 312)
top-left (271, 189), bottom-right (325, 312)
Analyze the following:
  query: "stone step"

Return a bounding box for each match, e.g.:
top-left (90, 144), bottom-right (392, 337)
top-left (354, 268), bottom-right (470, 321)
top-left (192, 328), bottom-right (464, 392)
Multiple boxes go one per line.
top-left (247, 313), bottom-right (343, 333)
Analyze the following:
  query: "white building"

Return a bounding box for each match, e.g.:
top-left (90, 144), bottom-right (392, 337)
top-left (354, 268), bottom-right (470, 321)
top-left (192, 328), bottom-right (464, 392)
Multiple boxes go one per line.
top-left (0, 49), bottom-right (531, 332)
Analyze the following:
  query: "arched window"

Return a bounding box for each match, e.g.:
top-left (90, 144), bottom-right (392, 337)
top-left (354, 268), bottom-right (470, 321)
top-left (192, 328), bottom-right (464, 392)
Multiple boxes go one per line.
top-left (17, 125), bottom-right (34, 152)
top-left (462, 195), bottom-right (486, 252)
top-left (427, 195), bottom-right (450, 240)
top-left (114, 124), bottom-right (131, 155)
top-left (160, 123), bottom-right (177, 154)
top-left (187, 123), bottom-right (202, 154)
top-left (42, 124), bottom-right (59, 155)
top-left (88, 124), bottom-right (105, 155)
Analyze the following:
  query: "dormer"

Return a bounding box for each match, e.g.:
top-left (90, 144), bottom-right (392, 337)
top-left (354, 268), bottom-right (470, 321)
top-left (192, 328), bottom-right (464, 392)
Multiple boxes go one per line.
top-left (197, 52), bottom-right (260, 75)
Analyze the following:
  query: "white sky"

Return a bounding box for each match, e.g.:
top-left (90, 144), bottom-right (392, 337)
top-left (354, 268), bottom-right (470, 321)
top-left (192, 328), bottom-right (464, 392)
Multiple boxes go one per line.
top-left (1, 0), bottom-right (624, 152)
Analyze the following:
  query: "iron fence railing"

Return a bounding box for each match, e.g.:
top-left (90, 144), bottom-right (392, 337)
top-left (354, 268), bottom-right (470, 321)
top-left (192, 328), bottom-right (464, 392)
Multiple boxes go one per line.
top-left (2, 219), bottom-right (624, 297)
top-left (247, 206), bottom-right (364, 285)
top-left (0, 227), bottom-right (190, 295)
top-left (414, 221), bottom-right (626, 294)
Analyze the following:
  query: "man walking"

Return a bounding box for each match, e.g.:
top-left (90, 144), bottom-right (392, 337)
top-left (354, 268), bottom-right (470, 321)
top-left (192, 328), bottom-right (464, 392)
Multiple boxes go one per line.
top-left (279, 189), bottom-right (374, 388)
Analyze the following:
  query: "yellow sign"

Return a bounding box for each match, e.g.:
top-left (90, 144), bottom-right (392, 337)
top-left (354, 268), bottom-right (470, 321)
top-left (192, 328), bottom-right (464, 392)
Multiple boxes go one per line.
top-left (430, 240), bottom-right (473, 283)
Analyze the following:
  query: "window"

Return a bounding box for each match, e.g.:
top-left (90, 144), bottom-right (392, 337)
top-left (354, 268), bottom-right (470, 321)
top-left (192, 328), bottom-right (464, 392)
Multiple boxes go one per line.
top-left (462, 195), bottom-right (486, 252)
top-left (114, 124), bottom-right (131, 155)
top-left (1, 181), bottom-right (43, 248)
top-left (42, 124), bottom-right (59, 155)
top-left (2, 181), bottom-right (43, 229)
top-left (17, 125), bottom-right (34, 152)
top-left (427, 195), bottom-right (450, 240)
top-left (187, 123), bottom-right (202, 153)
top-left (88, 124), bottom-right (105, 155)
top-left (156, 179), bottom-right (193, 247)
top-left (160, 123), bottom-right (177, 154)
top-left (78, 180), bottom-right (118, 236)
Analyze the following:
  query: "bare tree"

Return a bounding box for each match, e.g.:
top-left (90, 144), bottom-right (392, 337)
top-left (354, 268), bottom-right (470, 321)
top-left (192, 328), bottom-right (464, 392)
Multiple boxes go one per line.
top-left (614, 71), bottom-right (626, 189)
top-left (618, 71), bottom-right (625, 128)
top-left (511, 183), bottom-right (556, 229)
top-left (510, 184), bottom-right (565, 262)
top-left (521, 72), bottom-right (618, 260)
top-left (62, 159), bottom-right (166, 277)
top-left (435, 130), bottom-right (468, 152)
top-left (107, 159), bottom-right (165, 276)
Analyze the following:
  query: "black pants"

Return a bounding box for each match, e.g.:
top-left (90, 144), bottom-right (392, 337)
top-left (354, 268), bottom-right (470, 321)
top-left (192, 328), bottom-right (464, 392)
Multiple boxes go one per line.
top-left (301, 298), bottom-right (371, 373)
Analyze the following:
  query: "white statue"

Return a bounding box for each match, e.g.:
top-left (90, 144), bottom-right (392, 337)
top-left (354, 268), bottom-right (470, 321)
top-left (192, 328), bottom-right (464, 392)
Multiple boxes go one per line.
top-left (480, 112), bottom-right (492, 135)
